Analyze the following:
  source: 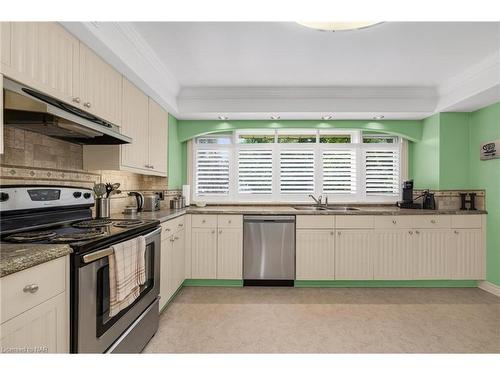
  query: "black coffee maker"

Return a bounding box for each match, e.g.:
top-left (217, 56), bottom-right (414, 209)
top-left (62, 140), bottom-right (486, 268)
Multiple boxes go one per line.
top-left (396, 180), bottom-right (422, 209)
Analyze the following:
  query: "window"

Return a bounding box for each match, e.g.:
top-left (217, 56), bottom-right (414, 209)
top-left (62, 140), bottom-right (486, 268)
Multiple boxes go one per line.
top-left (192, 130), bottom-right (402, 202)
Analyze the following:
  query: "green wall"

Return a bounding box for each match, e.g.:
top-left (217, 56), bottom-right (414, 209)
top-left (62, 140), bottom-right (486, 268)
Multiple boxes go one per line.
top-left (412, 114), bottom-right (440, 189)
top-left (467, 102), bottom-right (500, 286)
top-left (167, 114), bottom-right (183, 190)
top-left (176, 119), bottom-right (423, 143)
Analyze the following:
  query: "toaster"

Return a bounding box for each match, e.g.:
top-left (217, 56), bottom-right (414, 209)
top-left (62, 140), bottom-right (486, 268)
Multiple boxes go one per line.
top-left (143, 194), bottom-right (160, 211)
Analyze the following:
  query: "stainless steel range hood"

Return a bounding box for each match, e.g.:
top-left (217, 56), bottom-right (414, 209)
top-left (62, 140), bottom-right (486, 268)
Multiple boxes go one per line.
top-left (3, 79), bottom-right (131, 145)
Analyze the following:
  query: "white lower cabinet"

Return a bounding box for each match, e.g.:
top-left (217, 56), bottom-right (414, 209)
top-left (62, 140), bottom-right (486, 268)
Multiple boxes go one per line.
top-left (159, 221), bottom-right (185, 312)
top-left (0, 256), bottom-right (69, 353)
top-left (374, 229), bottom-right (414, 280)
top-left (335, 230), bottom-right (374, 280)
top-left (451, 228), bottom-right (485, 279)
top-left (414, 229), bottom-right (452, 279)
top-left (191, 227), bottom-right (218, 279)
top-left (217, 228), bottom-right (243, 279)
top-left (296, 229), bottom-right (335, 280)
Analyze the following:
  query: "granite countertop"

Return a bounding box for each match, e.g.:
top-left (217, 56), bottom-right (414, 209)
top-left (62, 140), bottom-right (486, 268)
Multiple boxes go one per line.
top-left (118, 205), bottom-right (486, 223)
top-left (185, 205), bottom-right (487, 216)
top-left (1, 243), bottom-right (72, 278)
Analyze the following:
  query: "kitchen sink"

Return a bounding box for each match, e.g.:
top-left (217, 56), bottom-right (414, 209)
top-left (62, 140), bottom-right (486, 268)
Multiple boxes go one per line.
top-left (293, 206), bottom-right (361, 211)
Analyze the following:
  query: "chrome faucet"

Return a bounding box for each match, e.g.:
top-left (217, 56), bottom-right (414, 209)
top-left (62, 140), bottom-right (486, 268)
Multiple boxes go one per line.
top-left (308, 194), bottom-right (323, 206)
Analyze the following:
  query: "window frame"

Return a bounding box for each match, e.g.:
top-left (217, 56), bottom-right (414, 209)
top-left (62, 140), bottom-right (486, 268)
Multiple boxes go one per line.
top-left (191, 130), bottom-right (402, 204)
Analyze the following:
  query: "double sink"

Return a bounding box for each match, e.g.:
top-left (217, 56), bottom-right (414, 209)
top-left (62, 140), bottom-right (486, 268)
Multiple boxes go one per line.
top-left (293, 206), bottom-right (360, 212)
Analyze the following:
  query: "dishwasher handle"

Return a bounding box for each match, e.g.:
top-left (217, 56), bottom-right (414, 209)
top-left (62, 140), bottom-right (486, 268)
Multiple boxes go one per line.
top-left (244, 215), bottom-right (295, 223)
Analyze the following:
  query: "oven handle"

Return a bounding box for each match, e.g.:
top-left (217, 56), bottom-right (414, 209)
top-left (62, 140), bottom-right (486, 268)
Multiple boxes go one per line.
top-left (82, 226), bottom-right (161, 264)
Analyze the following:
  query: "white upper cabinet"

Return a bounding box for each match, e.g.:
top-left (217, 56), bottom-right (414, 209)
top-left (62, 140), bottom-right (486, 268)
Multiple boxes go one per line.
top-left (147, 97), bottom-right (168, 175)
top-left (121, 77), bottom-right (149, 170)
top-left (1, 22), bottom-right (11, 71)
top-left (4, 22), bottom-right (79, 105)
top-left (78, 43), bottom-right (122, 126)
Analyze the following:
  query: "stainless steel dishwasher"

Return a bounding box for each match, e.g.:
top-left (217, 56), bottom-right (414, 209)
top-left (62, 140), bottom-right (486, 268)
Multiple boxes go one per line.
top-left (243, 215), bottom-right (295, 286)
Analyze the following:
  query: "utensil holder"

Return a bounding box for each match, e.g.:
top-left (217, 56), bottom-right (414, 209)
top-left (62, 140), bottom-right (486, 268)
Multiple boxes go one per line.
top-left (95, 198), bottom-right (111, 218)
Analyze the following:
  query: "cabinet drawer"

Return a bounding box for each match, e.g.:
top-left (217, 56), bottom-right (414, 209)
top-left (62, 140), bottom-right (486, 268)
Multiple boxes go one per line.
top-left (451, 215), bottom-right (482, 229)
top-left (336, 215), bottom-right (374, 229)
top-left (161, 215), bottom-right (185, 237)
top-left (1, 257), bottom-right (66, 324)
top-left (296, 215), bottom-right (334, 229)
top-left (217, 215), bottom-right (243, 228)
top-left (374, 216), bottom-right (412, 229)
top-left (412, 215), bottom-right (451, 229)
top-left (192, 214), bottom-right (217, 228)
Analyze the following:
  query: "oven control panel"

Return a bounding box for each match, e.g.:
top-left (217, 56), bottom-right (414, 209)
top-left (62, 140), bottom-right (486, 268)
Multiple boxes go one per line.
top-left (0, 186), bottom-right (95, 212)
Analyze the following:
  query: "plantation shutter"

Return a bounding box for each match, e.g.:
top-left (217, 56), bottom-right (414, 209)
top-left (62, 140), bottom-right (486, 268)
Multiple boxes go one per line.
top-left (195, 149), bottom-right (230, 195)
top-left (322, 149), bottom-right (357, 194)
top-left (280, 149), bottom-right (315, 194)
top-left (238, 149), bottom-right (273, 194)
top-left (365, 149), bottom-right (400, 195)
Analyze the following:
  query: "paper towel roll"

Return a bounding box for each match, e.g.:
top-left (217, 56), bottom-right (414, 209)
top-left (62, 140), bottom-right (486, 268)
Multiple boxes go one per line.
top-left (182, 185), bottom-right (191, 206)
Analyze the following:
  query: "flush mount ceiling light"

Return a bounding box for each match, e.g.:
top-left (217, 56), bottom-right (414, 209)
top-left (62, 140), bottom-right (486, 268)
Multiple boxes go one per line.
top-left (297, 22), bottom-right (381, 32)
top-left (270, 115), bottom-right (281, 120)
top-left (373, 115), bottom-right (385, 120)
top-left (322, 115), bottom-right (333, 120)
top-left (218, 115), bottom-right (228, 120)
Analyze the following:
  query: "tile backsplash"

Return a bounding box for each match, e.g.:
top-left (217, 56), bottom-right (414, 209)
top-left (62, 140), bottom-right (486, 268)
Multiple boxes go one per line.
top-left (413, 189), bottom-right (486, 211)
top-left (0, 127), bottom-right (176, 214)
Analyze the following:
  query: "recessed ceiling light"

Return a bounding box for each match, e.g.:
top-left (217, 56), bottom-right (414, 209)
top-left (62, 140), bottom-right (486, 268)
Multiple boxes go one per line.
top-left (218, 115), bottom-right (228, 120)
top-left (297, 22), bottom-right (381, 32)
top-left (270, 115), bottom-right (281, 120)
top-left (322, 115), bottom-right (333, 120)
top-left (373, 115), bottom-right (385, 120)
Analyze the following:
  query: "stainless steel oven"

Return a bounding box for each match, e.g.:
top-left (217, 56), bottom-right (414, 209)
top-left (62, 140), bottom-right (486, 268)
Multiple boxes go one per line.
top-left (74, 227), bottom-right (161, 353)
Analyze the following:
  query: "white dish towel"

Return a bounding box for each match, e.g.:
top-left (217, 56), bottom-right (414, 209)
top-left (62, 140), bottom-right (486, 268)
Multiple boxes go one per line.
top-left (108, 236), bottom-right (147, 317)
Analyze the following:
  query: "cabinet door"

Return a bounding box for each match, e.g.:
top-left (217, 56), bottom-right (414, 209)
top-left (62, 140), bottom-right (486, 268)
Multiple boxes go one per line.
top-left (159, 236), bottom-right (174, 311)
top-left (1, 22), bottom-right (11, 72)
top-left (1, 74), bottom-right (3, 154)
top-left (451, 228), bottom-right (485, 280)
top-left (0, 292), bottom-right (68, 353)
top-left (173, 229), bottom-right (186, 289)
top-left (9, 22), bottom-right (79, 104)
top-left (191, 227), bottom-right (217, 279)
top-left (148, 98), bottom-right (168, 175)
top-left (414, 229), bottom-right (451, 279)
top-left (217, 228), bottom-right (243, 279)
top-left (79, 43), bottom-right (122, 125)
top-left (120, 77), bottom-right (149, 170)
top-left (296, 229), bottom-right (334, 280)
top-left (335, 230), bottom-right (374, 280)
top-left (374, 229), bottom-right (413, 280)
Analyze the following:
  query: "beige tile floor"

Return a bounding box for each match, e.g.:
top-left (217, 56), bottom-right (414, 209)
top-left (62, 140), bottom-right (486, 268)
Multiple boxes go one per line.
top-left (143, 287), bottom-right (500, 353)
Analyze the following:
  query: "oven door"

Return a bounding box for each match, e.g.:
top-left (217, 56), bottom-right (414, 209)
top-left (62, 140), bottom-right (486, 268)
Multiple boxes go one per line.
top-left (76, 227), bottom-right (161, 353)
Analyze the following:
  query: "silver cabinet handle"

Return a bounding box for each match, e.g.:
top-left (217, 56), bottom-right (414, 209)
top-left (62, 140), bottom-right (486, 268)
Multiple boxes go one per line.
top-left (83, 102), bottom-right (91, 108)
top-left (170, 238), bottom-right (175, 242)
top-left (392, 220), bottom-right (397, 224)
top-left (72, 97), bottom-right (81, 104)
top-left (202, 219), bottom-right (206, 223)
top-left (211, 230), bottom-right (215, 234)
top-left (23, 284), bottom-right (39, 293)
top-left (178, 223), bottom-right (184, 227)
top-left (174, 236), bottom-right (179, 240)
top-left (228, 220), bottom-right (232, 224)
top-left (408, 231), bottom-right (413, 235)
top-left (431, 219), bottom-right (436, 224)
top-left (330, 231), bottom-right (334, 235)
top-left (415, 230), bottom-right (420, 235)
top-left (454, 230), bottom-right (459, 234)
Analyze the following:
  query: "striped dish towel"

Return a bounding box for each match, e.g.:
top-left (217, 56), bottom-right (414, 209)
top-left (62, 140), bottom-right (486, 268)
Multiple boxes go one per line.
top-left (108, 236), bottom-right (147, 317)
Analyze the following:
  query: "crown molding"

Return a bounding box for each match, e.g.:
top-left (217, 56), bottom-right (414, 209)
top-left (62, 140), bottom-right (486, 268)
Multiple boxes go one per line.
top-left (61, 22), bottom-right (180, 114)
top-left (437, 51), bottom-right (500, 112)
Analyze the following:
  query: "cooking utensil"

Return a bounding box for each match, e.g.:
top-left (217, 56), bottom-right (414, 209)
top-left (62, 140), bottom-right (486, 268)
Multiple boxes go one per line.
top-left (105, 183), bottom-right (113, 198)
top-left (93, 183), bottom-right (106, 198)
top-left (110, 189), bottom-right (121, 196)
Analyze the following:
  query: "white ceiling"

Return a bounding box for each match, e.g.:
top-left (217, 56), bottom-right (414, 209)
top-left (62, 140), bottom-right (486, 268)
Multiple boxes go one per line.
top-left (132, 22), bottom-right (500, 87)
top-left (62, 22), bottom-right (500, 120)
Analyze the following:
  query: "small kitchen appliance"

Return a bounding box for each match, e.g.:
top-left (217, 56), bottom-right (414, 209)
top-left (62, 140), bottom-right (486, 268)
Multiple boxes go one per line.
top-left (143, 193), bottom-right (160, 212)
top-left (128, 191), bottom-right (144, 212)
top-left (396, 180), bottom-right (421, 209)
top-left (422, 190), bottom-right (436, 210)
top-left (0, 185), bottom-right (161, 353)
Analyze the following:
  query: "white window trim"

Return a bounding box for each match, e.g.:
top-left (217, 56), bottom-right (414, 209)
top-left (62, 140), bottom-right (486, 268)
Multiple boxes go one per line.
top-left (191, 130), bottom-right (402, 204)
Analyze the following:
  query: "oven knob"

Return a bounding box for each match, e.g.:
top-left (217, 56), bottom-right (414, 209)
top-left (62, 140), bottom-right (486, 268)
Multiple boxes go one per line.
top-left (0, 192), bottom-right (9, 202)
top-left (83, 192), bottom-right (92, 199)
top-left (73, 191), bottom-right (82, 198)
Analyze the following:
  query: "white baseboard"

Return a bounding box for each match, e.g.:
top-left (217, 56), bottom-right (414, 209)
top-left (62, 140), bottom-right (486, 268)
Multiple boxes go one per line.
top-left (478, 281), bottom-right (500, 297)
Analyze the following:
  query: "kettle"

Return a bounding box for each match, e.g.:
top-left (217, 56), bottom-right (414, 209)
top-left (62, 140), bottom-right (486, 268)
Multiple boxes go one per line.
top-left (128, 192), bottom-right (144, 212)
top-left (422, 190), bottom-right (436, 210)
